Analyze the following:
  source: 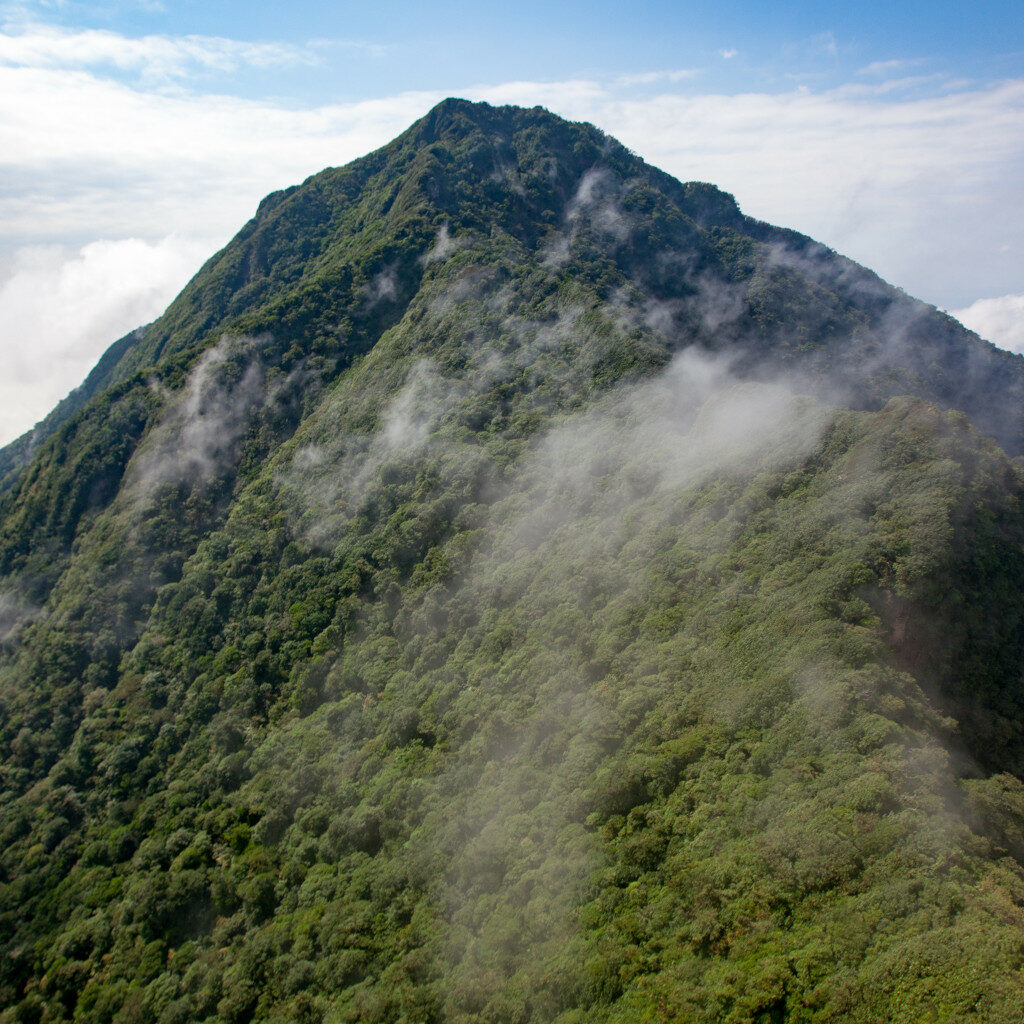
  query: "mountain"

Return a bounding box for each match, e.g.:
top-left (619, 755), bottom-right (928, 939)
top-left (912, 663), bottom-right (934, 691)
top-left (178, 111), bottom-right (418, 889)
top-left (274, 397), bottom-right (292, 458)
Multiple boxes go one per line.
top-left (1, 98), bottom-right (1023, 1024)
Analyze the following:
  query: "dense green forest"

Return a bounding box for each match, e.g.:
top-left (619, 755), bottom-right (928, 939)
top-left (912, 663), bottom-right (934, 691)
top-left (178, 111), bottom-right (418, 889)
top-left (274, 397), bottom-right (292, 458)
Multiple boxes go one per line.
top-left (1, 99), bottom-right (1023, 1023)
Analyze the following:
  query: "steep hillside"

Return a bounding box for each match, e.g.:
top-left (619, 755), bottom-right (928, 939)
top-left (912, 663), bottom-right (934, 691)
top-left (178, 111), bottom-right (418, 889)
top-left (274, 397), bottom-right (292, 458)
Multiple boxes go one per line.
top-left (1, 99), bottom-right (1023, 1024)
top-left (3, 97), bottom-right (1022, 489)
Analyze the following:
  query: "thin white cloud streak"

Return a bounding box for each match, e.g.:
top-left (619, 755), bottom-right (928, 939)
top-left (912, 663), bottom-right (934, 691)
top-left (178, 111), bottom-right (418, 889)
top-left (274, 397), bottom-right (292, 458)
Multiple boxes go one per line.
top-left (811, 31), bottom-right (838, 57)
top-left (858, 58), bottom-right (919, 76)
top-left (0, 24), bottom-right (323, 79)
top-left (953, 294), bottom-right (1024, 354)
top-left (0, 236), bottom-right (208, 443)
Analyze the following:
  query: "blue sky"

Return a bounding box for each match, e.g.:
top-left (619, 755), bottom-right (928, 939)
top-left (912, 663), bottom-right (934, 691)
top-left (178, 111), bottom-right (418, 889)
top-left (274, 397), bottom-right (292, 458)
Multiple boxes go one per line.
top-left (20, 0), bottom-right (1022, 98)
top-left (0, 0), bottom-right (1022, 441)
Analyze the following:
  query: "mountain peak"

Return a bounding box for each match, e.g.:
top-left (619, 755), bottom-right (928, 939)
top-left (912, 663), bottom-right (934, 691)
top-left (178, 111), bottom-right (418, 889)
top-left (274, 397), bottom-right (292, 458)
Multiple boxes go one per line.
top-left (415, 94), bottom-right (596, 137)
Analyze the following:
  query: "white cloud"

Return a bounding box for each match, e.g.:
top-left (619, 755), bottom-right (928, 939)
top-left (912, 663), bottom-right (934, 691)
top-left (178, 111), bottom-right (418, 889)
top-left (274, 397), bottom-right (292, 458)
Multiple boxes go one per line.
top-left (0, 64), bottom-right (440, 244)
top-left (0, 22), bottom-right (391, 82)
top-left (0, 23), bottom-right (323, 81)
top-left (719, 49), bottom-right (738, 60)
top-left (953, 294), bottom-right (1024, 353)
top-left (858, 58), bottom-right (918, 76)
top-left (470, 77), bottom-right (604, 109)
top-left (0, 235), bottom-right (209, 443)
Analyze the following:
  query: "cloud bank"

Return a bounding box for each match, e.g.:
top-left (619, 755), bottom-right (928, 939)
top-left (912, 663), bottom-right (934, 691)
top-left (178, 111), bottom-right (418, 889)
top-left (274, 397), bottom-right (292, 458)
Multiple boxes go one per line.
top-left (0, 236), bottom-right (208, 443)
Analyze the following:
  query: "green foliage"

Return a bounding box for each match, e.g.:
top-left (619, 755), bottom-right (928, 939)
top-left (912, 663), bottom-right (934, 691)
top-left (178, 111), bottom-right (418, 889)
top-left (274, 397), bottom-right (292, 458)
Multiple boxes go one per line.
top-left (1, 98), bottom-right (1024, 1024)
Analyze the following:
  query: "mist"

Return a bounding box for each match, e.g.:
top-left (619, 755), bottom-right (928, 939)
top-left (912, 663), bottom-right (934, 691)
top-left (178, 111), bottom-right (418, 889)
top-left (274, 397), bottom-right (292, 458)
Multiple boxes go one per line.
top-left (125, 335), bottom-right (266, 502)
top-left (274, 330), bottom-right (837, 1013)
top-left (0, 586), bottom-right (42, 644)
top-left (262, 254), bottom-right (1024, 1013)
top-left (421, 349), bottom-right (833, 1012)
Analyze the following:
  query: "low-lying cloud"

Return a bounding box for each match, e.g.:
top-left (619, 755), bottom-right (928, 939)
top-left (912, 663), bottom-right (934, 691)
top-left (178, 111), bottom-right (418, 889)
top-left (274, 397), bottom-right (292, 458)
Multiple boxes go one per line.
top-left (405, 348), bottom-right (832, 1006)
top-left (422, 223), bottom-right (473, 265)
top-left (125, 336), bottom-right (266, 501)
top-left (494, 349), bottom-right (831, 559)
top-left (278, 358), bottom-right (465, 546)
top-left (0, 587), bottom-right (42, 644)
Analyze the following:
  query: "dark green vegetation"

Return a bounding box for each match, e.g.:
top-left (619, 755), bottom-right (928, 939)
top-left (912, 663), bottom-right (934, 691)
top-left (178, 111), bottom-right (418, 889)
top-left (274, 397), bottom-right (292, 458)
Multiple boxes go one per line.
top-left (1, 99), bottom-right (1023, 1023)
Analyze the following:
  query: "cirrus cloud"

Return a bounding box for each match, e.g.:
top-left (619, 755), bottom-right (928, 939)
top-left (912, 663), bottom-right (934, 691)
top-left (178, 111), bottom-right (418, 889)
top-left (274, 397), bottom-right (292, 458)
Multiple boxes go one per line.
top-left (0, 24), bottom-right (318, 77)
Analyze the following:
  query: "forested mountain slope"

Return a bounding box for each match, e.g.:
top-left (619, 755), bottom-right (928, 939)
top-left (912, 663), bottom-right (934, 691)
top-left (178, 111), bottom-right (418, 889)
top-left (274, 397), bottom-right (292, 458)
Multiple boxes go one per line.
top-left (1, 99), bottom-right (1023, 1024)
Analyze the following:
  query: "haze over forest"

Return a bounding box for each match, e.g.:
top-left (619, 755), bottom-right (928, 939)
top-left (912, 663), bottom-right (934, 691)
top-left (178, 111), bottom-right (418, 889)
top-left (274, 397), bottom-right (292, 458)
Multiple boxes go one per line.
top-left (0, 94), bottom-right (1023, 1023)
